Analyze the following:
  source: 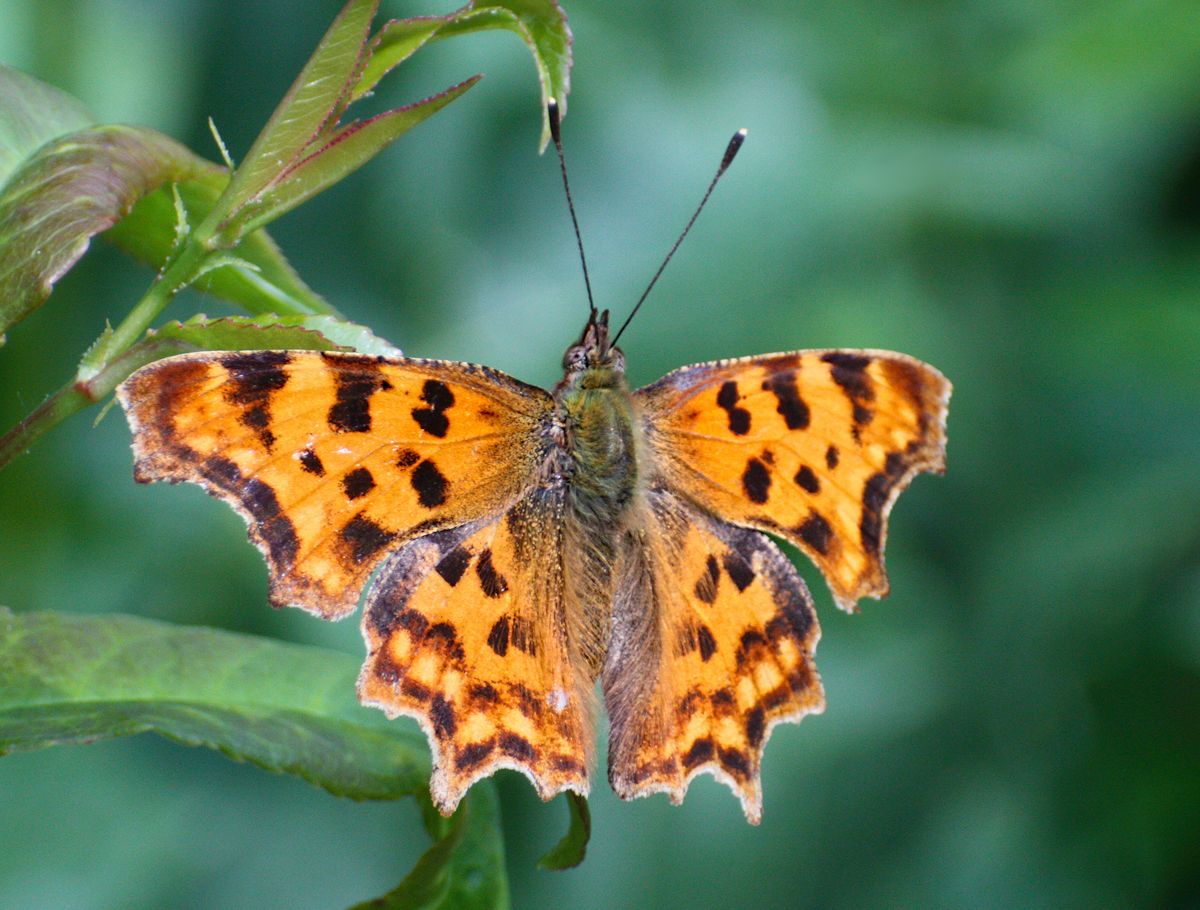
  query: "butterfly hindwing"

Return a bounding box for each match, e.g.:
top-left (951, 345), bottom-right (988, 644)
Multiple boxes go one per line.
top-left (637, 349), bottom-right (950, 610)
top-left (604, 488), bottom-right (824, 824)
top-left (360, 489), bottom-right (591, 814)
top-left (118, 350), bottom-right (552, 619)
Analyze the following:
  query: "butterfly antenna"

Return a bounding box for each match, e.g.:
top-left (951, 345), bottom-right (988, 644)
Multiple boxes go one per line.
top-left (611, 128), bottom-right (747, 347)
top-left (548, 98), bottom-right (596, 316)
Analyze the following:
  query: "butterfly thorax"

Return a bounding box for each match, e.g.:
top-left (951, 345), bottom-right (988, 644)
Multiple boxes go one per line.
top-left (552, 312), bottom-right (639, 527)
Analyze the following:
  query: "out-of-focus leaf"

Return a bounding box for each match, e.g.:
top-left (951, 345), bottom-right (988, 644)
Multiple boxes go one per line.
top-left (148, 314), bottom-right (381, 353)
top-left (0, 124), bottom-right (213, 341)
top-left (0, 64), bottom-right (93, 179)
top-left (0, 609), bottom-right (429, 801)
top-left (348, 784), bottom-right (509, 910)
top-left (299, 314), bottom-right (402, 356)
top-left (537, 791), bottom-right (590, 870)
top-left (360, 0), bottom-right (572, 150)
top-left (236, 77), bottom-right (481, 236)
top-left (107, 171), bottom-right (335, 318)
top-left (216, 0), bottom-right (379, 227)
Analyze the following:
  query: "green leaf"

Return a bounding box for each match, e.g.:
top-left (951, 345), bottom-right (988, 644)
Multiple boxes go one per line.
top-left (106, 172), bottom-right (336, 318)
top-left (142, 313), bottom-right (399, 357)
top-left (0, 64), bottom-right (93, 180)
top-left (236, 76), bottom-right (481, 237)
top-left (0, 609), bottom-right (429, 801)
top-left (538, 791), bottom-right (591, 870)
top-left (0, 123), bottom-right (215, 341)
top-left (298, 314), bottom-right (402, 356)
top-left (77, 312), bottom-right (395, 387)
top-left (361, 0), bottom-right (572, 150)
top-left (215, 0), bottom-right (379, 228)
top-left (349, 785), bottom-right (510, 910)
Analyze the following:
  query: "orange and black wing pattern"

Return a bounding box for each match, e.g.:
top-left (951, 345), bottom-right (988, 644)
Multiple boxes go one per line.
top-left (360, 490), bottom-right (592, 814)
top-left (118, 350), bottom-right (552, 619)
top-left (604, 489), bottom-right (824, 823)
top-left (637, 350), bottom-right (950, 610)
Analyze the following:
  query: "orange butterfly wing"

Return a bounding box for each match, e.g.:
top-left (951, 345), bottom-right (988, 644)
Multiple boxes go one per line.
top-left (359, 490), bottom-right (592, 814)
top-left (118, 351), bottom-right (551, 619)
top-left (638, 349), bottom-right (951, 610)
top-left (604, 488), bottom-right (824, 823)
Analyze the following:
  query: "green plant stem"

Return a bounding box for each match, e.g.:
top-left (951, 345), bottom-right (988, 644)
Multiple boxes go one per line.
top-left (92, 238), bottom-right (214, 374)
top-left (0, 238), bottom-right (216, 470)
top-left (0, 383), bottom-right (91, 470)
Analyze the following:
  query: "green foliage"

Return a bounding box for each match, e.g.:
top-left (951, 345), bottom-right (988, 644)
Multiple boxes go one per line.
top-left (0, 117), bottom-right (214, 341)
top-left (536, 792), bottom-right (590, 870)
top-left (0, 608), bottom-right (430, 799)
top-left (348, 787), bottom-right (510, 910)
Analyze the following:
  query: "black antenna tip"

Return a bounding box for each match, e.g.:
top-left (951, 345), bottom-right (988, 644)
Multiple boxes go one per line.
top-left (548, 98), bottom-right (562, 144)
top-left (720, 128), bottom-right (747, 172)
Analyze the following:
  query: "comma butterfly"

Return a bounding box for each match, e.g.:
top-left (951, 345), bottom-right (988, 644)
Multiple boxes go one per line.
top-left (117, 111), bottom-right (950, 823)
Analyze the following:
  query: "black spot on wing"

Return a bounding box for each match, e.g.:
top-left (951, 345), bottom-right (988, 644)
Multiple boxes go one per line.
top-left (798, 511), bottom-right (833, 555)
top-left (509, 616), bottom-right (536, 655)
top-left (456, 739), bottom-right (495, 770)
top-left (430, 693), bottom-right (457, 737)
top-left (763, 372), bottom-right (810, 429)
top-left (723, 550), bottom-right (755, 591)
top-left (825, 445), bottom-right (839, 469)
top-left (327, 361), bottom-right (388, 433)
top-left (861, 451), bottom-right (909, 555)
top-left (411, 460), bottom-right (449, 508)
top-left (199, 457), bottom-right (298, 568)
top-left (223, 353), bottom-right (290, 450)
top-left (823, 352), bottom-right (875, 428)
top-left (401, 677), bottom-right (432, 702)
top-left (395, 448), bottom-right (420, 468)
top-left (793, 465), bottom-right (820, 494)
top-left (746, 707), bottom-right (767, 749)
top-left (719, 747), bottom-right (751, 780)
top-left (697, 624), bottom-right (717, 661)
top-left (742, 457), bottom-right (771, 504)
top-left (694, 554), bottom-right (720, 603)
top-left (411, 379), bottom-right (455, 438)
top-left (487, 616), bottom-right (509, 656)
top-left (434, 545), bottom-right (471, 586)
top-left (499, 732), bottom-right (536, 761)
top-left (682, 737), bottom-right (715, 769)
top-left (223, 351), bottom-right (291, 405)
top-left (717, 380), bottom-right (752, 435)
top-left (341, 466), bottom-right (376, 500)
top-left (470, 683), bottom-right (499, 705)
top-left (340, 513), bottom-right (396, 563)
top-left (475, 548), bottom-right (508, 597)
top-left (822, 352), bottom-right (873, 400)
top-left (298, 448), bottom-right (325, 476)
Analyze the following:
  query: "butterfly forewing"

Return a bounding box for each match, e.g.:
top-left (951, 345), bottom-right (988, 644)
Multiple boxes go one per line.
top-left (637, 349), bottom-right (950, 610)
top-left (118, 350), bottom-right (552, 619)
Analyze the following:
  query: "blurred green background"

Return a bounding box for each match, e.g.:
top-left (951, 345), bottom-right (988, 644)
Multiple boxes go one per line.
top-left (2, 0), bottom-right (1199, 907)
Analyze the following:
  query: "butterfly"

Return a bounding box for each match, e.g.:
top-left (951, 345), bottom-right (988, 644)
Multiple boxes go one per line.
top-left (116, 306), bottom-right (950, 823)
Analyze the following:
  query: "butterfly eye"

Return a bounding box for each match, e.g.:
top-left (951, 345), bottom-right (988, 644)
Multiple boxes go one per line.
top-left (563, 345), bottom-right (588, 372)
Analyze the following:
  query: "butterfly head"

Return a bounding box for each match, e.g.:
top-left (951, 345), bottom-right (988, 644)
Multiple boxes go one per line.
top-left (562, 308), bottom-right (626, 386)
